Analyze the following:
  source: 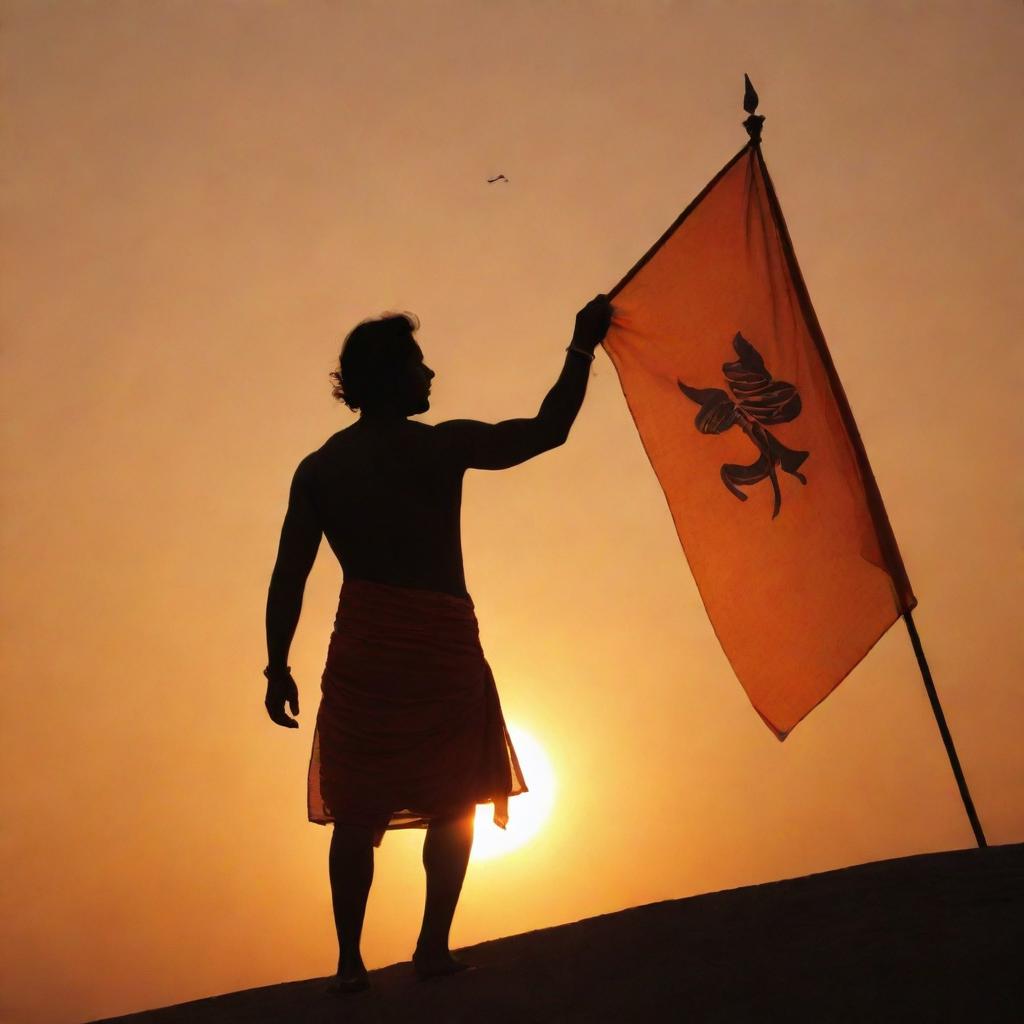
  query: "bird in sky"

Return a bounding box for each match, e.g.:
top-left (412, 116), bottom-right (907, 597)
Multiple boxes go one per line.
top-left (487, 174), bottom-right (509, 184)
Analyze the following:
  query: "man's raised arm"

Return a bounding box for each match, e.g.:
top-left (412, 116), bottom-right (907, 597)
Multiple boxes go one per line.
top-left (437, 294), bottom-right (613, 470)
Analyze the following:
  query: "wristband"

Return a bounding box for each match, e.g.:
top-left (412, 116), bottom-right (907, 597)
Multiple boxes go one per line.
top-left (264, 665), bottom-right (291, 679)
top-left (566, 344), bottom-right (595, 362)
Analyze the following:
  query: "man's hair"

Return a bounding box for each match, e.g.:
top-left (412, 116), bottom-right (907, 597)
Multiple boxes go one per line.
top-left (330, 312), bottom-right (420, 411)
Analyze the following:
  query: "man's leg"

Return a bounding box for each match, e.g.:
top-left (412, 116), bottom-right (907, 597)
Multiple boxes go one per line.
top-left (414, 804), bottom-right (476, 977)
top-left (329, 822), bottom-right (375, 982)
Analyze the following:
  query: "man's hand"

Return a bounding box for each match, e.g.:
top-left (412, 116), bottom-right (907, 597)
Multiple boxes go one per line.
top-left (264, 670), bottom-right (300, 729)
top-left (572, 294), bottom-right (614, 352)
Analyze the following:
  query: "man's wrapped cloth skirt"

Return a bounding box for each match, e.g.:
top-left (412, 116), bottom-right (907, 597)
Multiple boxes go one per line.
top-left (308, 578), bottom-right (527, 846)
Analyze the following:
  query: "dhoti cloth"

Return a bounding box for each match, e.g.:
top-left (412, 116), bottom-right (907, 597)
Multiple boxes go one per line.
top-left (307, 578), bottom-right (527, 847)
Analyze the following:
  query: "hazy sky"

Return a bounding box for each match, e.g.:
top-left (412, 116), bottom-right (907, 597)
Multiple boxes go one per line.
top-left (2, 2), bottom-right (1021, 1022)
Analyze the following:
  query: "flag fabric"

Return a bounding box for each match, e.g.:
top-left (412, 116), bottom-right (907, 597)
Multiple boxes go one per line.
top-left (603, 143), bottom-right (916, 739)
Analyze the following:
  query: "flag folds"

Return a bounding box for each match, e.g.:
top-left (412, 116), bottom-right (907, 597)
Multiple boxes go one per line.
top-left (604, 144), bottom-right (916, 739)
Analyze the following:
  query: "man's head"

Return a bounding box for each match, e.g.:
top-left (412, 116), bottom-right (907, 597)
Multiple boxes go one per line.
top-left (330, 312), bottom-right (434, 416)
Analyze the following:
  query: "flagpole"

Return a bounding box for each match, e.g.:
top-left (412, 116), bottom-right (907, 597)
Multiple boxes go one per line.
top-left (902, 609), bottom-right (988, 848)
top-left (740, 75), bottom-right (988, 850)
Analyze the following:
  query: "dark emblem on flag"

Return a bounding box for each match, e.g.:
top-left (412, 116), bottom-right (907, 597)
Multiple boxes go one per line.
top-left (677, 332), bottom-right (809, 518)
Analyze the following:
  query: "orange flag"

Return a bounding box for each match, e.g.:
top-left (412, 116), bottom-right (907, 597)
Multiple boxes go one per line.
top-left (604, 142), bottom-right (917, 740)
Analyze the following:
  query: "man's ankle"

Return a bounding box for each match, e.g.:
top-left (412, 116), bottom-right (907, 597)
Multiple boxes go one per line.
top-left (413, 939), bottom-right (448, 957)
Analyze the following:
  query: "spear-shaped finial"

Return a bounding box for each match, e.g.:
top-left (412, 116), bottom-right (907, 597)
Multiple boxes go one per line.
top-left (743, 73), bottom-right (765, 144)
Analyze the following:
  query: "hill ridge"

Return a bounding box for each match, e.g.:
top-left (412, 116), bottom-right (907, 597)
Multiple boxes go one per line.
top-left (92, 842), bottom-right (1023, 1023)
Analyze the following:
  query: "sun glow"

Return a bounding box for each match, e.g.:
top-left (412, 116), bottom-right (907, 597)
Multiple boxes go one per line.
top-left (472, 723), bottom-right (556, 861)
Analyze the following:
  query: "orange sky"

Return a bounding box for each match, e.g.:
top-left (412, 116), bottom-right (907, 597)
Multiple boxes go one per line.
top-left (2, 3), bottom-right (1021, 1022)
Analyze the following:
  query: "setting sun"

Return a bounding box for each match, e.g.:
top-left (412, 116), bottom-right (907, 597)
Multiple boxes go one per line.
top-left (473, 723), bottom-right (556, 861)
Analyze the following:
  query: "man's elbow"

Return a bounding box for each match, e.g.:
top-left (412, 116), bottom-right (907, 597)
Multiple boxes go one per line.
top-left (533, 413), bottom-right (571, 451)
top-left (549, 426), bottom-right (570, 449)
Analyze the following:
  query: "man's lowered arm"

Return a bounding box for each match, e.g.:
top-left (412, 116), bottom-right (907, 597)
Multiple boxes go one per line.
top-left (264, 454), bottom-right (322, 728)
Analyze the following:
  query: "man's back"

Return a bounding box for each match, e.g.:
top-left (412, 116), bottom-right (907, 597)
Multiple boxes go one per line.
top-left (309, 419), bottom-right (470, 599)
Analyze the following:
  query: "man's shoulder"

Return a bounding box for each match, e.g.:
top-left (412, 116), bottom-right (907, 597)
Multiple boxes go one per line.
top-left (428, 420), bottom-right (499, 468)
top-left (313, 426), bottom-right (357, 458)
top-left (430, 418), bottom-right (488, 436)
top-left (414, 418), bottom-right (482, 443)
top-left (294, 446), bottom-right (328, 486)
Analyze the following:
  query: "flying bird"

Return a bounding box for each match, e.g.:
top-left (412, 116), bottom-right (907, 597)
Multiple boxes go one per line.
top-left (487, 174), bottom-right (509, 184)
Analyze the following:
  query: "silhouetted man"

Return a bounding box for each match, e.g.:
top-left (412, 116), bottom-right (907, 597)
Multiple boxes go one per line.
top-left (264, 294), bottom-right (613, 992)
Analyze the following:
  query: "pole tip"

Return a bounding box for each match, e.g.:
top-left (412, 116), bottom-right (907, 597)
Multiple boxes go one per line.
top-left (743, 73), bottom-right (759, 114)
top-left (742, 73), bottom-right (765, 144)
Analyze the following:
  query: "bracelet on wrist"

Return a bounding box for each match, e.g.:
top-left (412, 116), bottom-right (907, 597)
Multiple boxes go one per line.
top-left (566, 344), bottom-right (595, 362)
top-left (264, 665), bottom-right (291, 679)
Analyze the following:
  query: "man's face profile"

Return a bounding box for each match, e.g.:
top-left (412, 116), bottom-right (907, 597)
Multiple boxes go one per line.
top-left (401, 342), bottom-right (434, 415)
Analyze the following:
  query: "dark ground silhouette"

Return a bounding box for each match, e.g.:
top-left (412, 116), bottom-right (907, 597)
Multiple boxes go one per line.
top-left (91, 842), bottom-right (1023, 1023)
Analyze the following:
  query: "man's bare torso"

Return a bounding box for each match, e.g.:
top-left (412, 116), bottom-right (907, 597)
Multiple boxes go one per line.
top-left (306, 419), bottom-right (470, 599)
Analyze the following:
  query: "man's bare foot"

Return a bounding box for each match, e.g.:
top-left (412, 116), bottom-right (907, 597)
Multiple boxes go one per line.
top-left (412, 947), bottom-right (476, 981)
top-left (327, 959), bottom-right (370, 994)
